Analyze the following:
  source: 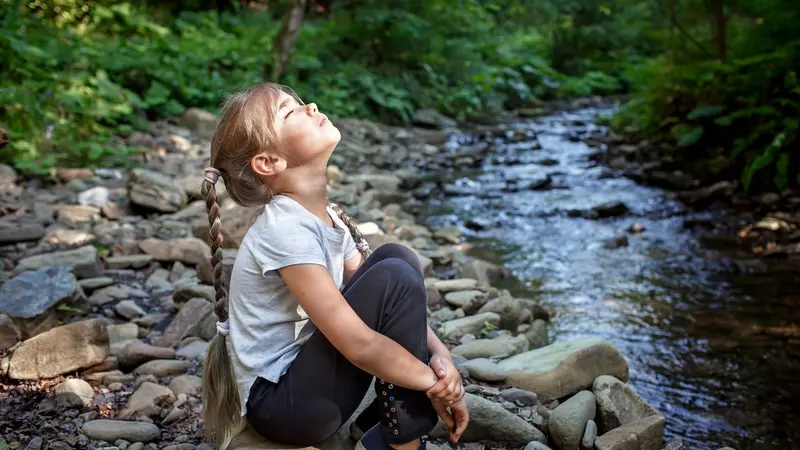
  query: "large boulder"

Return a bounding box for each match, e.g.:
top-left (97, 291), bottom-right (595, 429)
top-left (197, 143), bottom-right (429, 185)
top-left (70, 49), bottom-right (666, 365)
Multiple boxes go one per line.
top-left (497, 338), bottom-right (628, 402)
top-left (437, 312), bottom-right (501, 340)
top-left (154, 297), bottom-right (213, 348)
top-left (1, 319), bottom-right (109, 380)
top-left (593, 415), bottom-right (666, 450)
top-left (119, 381), bottom-right (176, 419)
top-left (548, 391), bottom-right (597, 450)
top-left (476, 294), bottom-right (523, 331)
top-left (592, 375), bottom-right (660, 433)
top-left (429, 393), bottom-right (545, 445)
top-left (128, 168), bottom-right (188, 213)
top-left (139, 237), bottom-right (211, 266)
top-left (192, 200), bottom-right (262, 248)
top-left (13, 245), bottom-right (103, 279)
top-left (0, 265), bottom-right (85, 320)
top-left (180, 107), bottom-right (218, 138)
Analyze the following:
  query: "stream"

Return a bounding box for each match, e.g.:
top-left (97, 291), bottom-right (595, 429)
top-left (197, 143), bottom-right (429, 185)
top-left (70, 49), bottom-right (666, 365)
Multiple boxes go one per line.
top-left (414, 107), bottom-right (800, 450)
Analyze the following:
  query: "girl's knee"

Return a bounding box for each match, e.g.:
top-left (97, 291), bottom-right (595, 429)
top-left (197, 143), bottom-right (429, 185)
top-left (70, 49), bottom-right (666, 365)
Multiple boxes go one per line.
top-left (372, 243), bottom-right (422, 275)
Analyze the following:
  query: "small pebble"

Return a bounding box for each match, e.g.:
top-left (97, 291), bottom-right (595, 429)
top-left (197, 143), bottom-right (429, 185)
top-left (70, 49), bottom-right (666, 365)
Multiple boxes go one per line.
top-left (115, 440), bottom-right (130, 450)
top-left (581, 420), bottom-right (597, 449)
top-left (501, 401), bottom-right (517, 411)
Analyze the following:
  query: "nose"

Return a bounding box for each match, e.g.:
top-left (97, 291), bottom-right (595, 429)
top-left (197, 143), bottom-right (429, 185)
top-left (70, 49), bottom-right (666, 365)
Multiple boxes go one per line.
top-left (305, 103), bottom-right (318, 115)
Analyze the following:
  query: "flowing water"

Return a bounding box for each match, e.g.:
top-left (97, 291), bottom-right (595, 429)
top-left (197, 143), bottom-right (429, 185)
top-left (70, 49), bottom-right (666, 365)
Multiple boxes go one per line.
top-left (415, 107), bottom-right (800, 450)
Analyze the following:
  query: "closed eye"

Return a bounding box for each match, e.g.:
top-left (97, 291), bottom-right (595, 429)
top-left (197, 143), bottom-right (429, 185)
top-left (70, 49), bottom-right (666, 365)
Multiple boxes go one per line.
top-left (285, 109), bottom-right (293, 119)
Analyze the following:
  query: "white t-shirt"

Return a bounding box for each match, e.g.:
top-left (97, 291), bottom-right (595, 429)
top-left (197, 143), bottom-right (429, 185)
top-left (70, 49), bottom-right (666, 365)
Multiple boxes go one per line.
top-left (227, 195), bottom-right (359, 416)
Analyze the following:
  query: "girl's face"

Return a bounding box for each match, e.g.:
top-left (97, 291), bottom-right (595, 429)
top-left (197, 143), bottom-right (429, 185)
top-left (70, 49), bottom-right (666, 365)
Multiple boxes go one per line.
top-left (274, 91), bottom-right (340, 166)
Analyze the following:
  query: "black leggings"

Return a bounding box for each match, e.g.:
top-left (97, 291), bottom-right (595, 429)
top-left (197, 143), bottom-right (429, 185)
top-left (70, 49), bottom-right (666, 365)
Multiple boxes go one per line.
top-left (245, 243), bottom-right (439, 446)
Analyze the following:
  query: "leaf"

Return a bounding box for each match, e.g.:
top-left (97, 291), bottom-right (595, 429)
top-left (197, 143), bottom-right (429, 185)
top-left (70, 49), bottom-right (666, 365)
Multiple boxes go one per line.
top-left (687, 105), bottom-right (726, 120)
top-left (143, 81), bottom-right (171, 106)
top-left (742, 132), bottom-right (785, 192)
top-left (774, 152), bottom-right (790, 190)
top-left (671, 124), bottom-right (704, 147)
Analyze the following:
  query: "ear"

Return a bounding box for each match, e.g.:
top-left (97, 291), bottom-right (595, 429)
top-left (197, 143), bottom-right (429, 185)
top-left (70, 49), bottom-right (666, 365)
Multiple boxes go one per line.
top-left (251, 152), bottom-right (287, 177)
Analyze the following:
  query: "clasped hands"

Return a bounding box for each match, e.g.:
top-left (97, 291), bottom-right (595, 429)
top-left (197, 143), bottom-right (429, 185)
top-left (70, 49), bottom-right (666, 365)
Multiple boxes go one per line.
top-left (426, 353), bottom-right (469, 442)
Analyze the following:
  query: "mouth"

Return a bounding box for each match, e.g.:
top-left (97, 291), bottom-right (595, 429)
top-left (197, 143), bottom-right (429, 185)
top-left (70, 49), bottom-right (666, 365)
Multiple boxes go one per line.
top-left (319, 115), bottom-right (328, 127)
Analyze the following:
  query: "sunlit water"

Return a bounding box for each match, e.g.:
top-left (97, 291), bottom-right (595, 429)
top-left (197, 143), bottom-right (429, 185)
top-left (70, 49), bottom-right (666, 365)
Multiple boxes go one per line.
top-left (415, 108), bottom-right (800, 450)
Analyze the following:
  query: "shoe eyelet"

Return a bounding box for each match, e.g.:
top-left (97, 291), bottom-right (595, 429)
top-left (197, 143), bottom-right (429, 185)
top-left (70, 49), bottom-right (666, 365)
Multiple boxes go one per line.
top-left (388, 384), bottom-right (393, 389)
top-left (383, 402), bottom-right (388, 407)
top-left (380, 380), bottom-right (385, 384)
top-left (389, 396), bottom-right (395, 401)
top-left (394, 430), bottom-right (399, 435)
top-left (386, 413), bottom-right (390, 418)
top-left (393, 419), bottom-right (397, 423)
top-left (391, 407), bottom-right (396, 412)
top-left (389, 423), bottom-right (393, 427)
top-left (382, 391), bottom-right (387, 396)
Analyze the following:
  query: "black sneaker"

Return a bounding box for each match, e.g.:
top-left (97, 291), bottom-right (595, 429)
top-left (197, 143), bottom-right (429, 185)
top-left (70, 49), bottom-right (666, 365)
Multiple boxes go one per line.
top-left (354, 424), bottom-right (427, 450)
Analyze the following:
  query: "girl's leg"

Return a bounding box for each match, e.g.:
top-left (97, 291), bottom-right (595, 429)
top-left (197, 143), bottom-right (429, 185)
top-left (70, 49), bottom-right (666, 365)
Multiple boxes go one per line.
top-left (343, 243), bottom-right (423, 290)
top-left (245, 249), bottom-right (438, 446)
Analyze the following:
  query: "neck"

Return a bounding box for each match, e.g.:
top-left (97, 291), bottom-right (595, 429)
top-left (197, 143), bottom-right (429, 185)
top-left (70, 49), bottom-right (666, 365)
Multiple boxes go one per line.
top-left (271, 162), bottom-right (331, 224)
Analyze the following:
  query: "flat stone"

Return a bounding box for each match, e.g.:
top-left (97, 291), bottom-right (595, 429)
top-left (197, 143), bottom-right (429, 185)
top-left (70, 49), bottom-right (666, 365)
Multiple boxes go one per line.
top-left (168, 374), bottom-right (203, 396)
top-left (54, 378), bottom-right (95, 406)
top-left (115, 300), bottom-right (146, 320)
top-left (82, 420), bottom-right (160, 443)
top-left (451, 334), bottom-right (529, 360)
top-left (56, 205), bottom-right (100, 226)
top-left (499, 388), bottom-right (538, 407)
top-left (162, 407), bottom-right (187, 426)
top-left (0, 224), bottom-right (46, 244)
top-left (105, 255), bottom-right (153, 270)
top-left (438, 312), bottom-right (500, 340)
top-left (191, 200), bottom-right (262, 249)
top-left (593, 375), bottom-right (660, 433)
top-left (461, 358), bottom-right (509, 382)
top-left (434, 278), bottom-right (479, 294)
top-left (173, 285), bottom-right (216, 303)
top-left (80, 277), bottom-right (115, 291)
top-left (89, 285), bottom-right (133, 306)
top-left (582, 420), bottom-right (598, 450)
top-left (176, 339), bottom-right (209, 362)
top-left (154, 297), bottom-right (213, 348)
top-left (133, 359), bottom-right (192, 377)
top-left (14, 245), bottom-right (103, 279)
top-left (594, 415), bottom-right (665, 450)
top-left (498, 338), bottom-right (629, 402)
top-left (119, 382), bottom-right (176, 419)
top-left (433, 227), bottom-right (462, 245)
top-left (0, 265), bottom-right (84, 318)
top-left (107, 323), bottom-right (139, 346)
top-left (2, 319), bottom-right (108, 380)
top-left (42, 229), bottom-right (94, 246)
top-left (443, 290), bottom-right (487, 314)
top-left (139, 237), bottom-right (211, 266)
top-left (477, 294), bottom-right (523, 331)
top-left (127, 168), bottom-right (187, 213)
top-left (118, 340), bottom-right (175, 370)
top-left (429, 393), bottom-right (544, 445)
top-left (549, 391), bottom-right (596, 450)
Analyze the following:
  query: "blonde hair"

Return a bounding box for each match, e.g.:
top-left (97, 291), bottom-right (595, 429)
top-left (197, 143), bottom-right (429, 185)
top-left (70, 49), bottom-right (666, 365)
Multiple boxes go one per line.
top-left (201, 82), bottom-right (371, 450)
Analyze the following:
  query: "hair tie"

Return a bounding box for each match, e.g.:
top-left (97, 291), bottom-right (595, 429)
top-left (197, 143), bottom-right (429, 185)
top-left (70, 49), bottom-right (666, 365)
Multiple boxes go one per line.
top-left (216, 319), bottom-right (230, 336)
top-left (204, 167), bottom-right (221, 185)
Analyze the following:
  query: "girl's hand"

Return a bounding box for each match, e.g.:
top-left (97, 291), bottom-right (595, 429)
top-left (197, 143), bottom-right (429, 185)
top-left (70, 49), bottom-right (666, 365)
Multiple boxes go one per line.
top-left (426, 353), bottom-right (464, 404)
top-left (431, 397), bottom-right (470, 443)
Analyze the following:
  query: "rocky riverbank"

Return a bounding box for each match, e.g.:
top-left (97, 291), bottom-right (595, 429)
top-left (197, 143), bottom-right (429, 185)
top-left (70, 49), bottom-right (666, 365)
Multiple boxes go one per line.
top-left (1, 105), bottom-right (733, 450)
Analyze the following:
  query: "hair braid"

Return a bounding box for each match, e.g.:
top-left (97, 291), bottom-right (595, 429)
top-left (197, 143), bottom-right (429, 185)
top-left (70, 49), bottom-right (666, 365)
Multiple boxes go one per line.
top-left (329, 202), bottom-right (371, 257)
top-left (203, 177), bottom-right (228, 321)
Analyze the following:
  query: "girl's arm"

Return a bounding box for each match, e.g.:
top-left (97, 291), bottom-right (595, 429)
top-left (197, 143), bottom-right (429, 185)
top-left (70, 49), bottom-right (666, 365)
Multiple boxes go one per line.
top-left (342, 251), bottom-right (364, 285)
top-left (280, 262), bottom-right (440, 391)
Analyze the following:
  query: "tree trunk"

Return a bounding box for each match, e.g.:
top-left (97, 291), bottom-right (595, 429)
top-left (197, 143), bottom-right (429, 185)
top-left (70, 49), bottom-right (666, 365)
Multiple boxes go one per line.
top-left (711, 0), bottom-right (726, 60)
top-left (267, 0), bottom-right (307, 82)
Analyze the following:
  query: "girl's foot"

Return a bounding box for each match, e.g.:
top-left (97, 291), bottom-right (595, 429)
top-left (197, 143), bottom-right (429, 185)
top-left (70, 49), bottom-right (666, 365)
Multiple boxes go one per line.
top-left (355, 424), bottom-right (427, 450)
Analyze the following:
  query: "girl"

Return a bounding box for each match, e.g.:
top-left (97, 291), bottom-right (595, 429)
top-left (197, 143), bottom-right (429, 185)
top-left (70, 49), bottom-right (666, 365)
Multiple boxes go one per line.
top-left (200, 83), bottom-right (469, 450)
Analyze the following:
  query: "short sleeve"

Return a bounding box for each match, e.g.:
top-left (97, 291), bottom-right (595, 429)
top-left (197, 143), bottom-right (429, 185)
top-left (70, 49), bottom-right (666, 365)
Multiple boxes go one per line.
top-left (343, 230), bottom-right (359, 261)
top-left (252, 216), bottom-right (327, 275)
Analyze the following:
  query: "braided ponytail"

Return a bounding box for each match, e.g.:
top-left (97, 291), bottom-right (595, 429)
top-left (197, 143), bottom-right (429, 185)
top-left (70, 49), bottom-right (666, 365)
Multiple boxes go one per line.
top-left (328, 202), bottom-right (371, 257)
top-left (201, 167), bottom-right (245, 450)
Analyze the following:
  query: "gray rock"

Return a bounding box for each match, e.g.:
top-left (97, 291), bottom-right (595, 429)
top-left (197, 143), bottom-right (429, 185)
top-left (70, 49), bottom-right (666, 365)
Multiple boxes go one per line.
top-left (662, 438), bottom-right (685, 450)
top-left (0, 313), bottom-right (21, 352)
top-left (180, 108), bottom-right (218, 138)
top-left (429, 393), bottom-right (545, 445)
top-left (191, 200), bottom-right (262, 249)
top-left (525, 319), bottom-right (549, 349)
top-left (55, 205), bottom-right (100, 227)
top-left (581, 420), bottom-right (598, 449)
top-left (443, 290), bottom-right (487, 314)
top-left (154, 297), bottom-right (213, 348)
top-left (477, 294), bottom-right (523, 331)
top-left (415, 109), bottom-right (457, 129)
top-left (2, 319), bottom-right (108, 380)
top-left (88, 285), bottom-right (132, 306)
top-left (168, 375), bottom-right (203, 396)
top-left (431, 307), bottom-right (458, 323)
top-left (54, 378), bottom-right (95, 407)
top-left (139, 237), bottom-right (210, 267)
top-left (162, 407), bottom-right (187, 426)
top-left (105, 255), bottom-right (153, 270)
top-left (451, 333), bottom-right (529, 360)
top-left (118, 340), bottom-right (176, 370)
top-left (549, 391), bottom-right (596, 450)
top-left (593, 375), bottom-right (660, 433)
top-left (0, 163), bottom-right (17, 184)
top-left (594, 415), bottom-right (665, 450)
top-left (434, 278), bottom-right (479, 294)
top-left (591, 201), bottom-right (629, 218)
top-left (133, 359), bottom-right (192, 377)
top-left (78, 186), bottom-right (110, 208)
top-left (176, 339), bottom-right (209, 362)
top-left (460, 358), bottom-right (509, 382)
top-left (127, 168), bottom-right (188, 213)
top-left (145, 268), bottom-right (172, 290)
top-left (107, 323), bottom-right (139, 346)
top-left (115, 300), bottom-right (146, 320)
top-left (347, 174), bottom-right (402, 192)
top-left (0, 224), bottom-right (46, 244)
top-left (458, 259), bottom-right (507, 288)
top-left (80, 277), bottom-right (115, 291)
top-left (499, 388), bottom-right (538, 406)
top-left (82, 420), bottom-right (160, 442)
top-left (119, 382), bottom-right (176, 419)
top-left (433, 227), bottom-right (462, 245)
top-left (14, 245), bottom-right (103, 279)
top-left (24, 437), bottom-right (43, 450)
top-left (173, 285), bottom-right (216, 303)
top-left (498, 338), bottom-right (628, 403)
top-left (0, 266), bottom-right (84, 319)
top-left (128, 443), bottom-right (144, 450)
top-left (437, 312), bottom-right (500, 340)
top-left (524, 443), bottom-right (553, 450)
